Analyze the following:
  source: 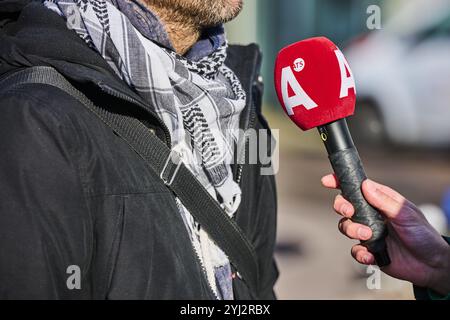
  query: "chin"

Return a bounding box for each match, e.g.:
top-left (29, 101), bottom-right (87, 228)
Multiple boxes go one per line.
top-left (227, 0), bottom-right (243, 7)
top-left (151, 0), bottom-right (244, 27)
top-left (216, 0), bottom-right (244, 24)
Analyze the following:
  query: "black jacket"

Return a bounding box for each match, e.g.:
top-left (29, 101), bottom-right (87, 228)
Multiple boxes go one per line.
top-left (0, 0), bottom-right (278, 299)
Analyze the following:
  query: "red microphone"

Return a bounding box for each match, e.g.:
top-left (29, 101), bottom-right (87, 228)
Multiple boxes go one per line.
top-left (274, 37), bottom-right (390, 266)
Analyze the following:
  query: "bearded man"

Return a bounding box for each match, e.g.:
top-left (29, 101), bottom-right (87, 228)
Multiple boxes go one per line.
top-left (0, 0), bottom-right (278, 299)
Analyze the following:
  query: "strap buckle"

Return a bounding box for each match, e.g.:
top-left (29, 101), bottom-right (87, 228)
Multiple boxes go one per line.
top-left (160, 150), bottom-right (182, 186)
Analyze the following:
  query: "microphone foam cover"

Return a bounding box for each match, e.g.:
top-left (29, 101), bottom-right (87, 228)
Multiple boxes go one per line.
top-left (274, 37), bottom-right (356, 131)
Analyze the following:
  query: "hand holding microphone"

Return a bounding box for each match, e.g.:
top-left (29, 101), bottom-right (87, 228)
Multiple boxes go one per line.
top-left (274, 37), bottom-right (391, 266)
top-left (273, 36), bottom-right (450, 296)
top-left (323, 176), bottom-right (450, 296)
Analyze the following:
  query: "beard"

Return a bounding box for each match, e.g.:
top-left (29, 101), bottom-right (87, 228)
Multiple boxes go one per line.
top-left (145, 0), bottom-right (244, 27)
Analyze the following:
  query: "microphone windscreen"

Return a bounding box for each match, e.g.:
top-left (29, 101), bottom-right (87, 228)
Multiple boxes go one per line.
top-left (274, 37), bottom-right (357, 131)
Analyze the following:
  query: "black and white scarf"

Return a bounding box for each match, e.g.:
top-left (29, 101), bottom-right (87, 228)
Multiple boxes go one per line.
top-left (44, 0), bottom-right (246, 299)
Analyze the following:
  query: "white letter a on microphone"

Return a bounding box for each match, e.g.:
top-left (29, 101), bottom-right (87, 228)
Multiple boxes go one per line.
top-left (281, 66), bottom-right (318, 115)
top-left (335, 49), bottom-right (356, 98)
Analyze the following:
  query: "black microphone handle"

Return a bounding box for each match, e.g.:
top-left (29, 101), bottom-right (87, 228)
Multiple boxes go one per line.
top-left (318, 118), bottom-right (391, 267)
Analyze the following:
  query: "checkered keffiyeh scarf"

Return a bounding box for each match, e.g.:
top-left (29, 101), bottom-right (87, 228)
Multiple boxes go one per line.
top-left (44, 0), bottom-right (247, 299)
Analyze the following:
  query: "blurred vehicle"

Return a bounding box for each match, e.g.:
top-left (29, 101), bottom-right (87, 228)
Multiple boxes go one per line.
top-left (345, 0), bottom-right (450, 148)
top-left (419, 203), bottom-right (448, 234)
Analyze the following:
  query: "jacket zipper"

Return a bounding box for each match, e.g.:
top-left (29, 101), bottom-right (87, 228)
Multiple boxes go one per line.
top-left (175, 200), bottom-right (220, 300)
top-left (235, 143), bottom-right (246, 184)
top-left (235, 79), bottom-right (259, 185)
top-left (191, 235), bottom-right (220, 300)
top-left (99, 84), bottom-right (219, 300)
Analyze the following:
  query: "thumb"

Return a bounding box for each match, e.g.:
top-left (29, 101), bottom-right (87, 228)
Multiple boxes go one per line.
top-left (362, 179), bottom-right (406, 220)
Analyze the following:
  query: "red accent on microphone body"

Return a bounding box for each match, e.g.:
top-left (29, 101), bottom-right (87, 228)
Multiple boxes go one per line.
top-left (274, 37), bottom-right (356, 130)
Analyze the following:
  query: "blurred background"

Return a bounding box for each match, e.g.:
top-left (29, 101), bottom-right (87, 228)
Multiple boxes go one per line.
top-left (225, 0), bottom-right (450, 299)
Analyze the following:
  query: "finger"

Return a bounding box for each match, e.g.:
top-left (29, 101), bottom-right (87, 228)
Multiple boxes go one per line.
top-left (363, 179), bottom-right (405, 203)
top-left (362, 179), bottom-right (406, 220)
top-left (351, 245), bottom-right (375, 265)
top-left (338, 218), bottom-right (373, 240)
top-left (321, 174), bottom-right (339, 189)
top-left (364, 180), bottom-right (418, 212)
top-left (333, 194), bottom-right (354, 218)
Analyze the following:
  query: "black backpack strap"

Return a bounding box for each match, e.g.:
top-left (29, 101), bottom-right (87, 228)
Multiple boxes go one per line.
top-left (0, 66), bottom-right (260, 295)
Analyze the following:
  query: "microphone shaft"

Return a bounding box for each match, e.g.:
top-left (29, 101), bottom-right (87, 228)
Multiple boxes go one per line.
top-left (318, 119), bottom-right (391, 267)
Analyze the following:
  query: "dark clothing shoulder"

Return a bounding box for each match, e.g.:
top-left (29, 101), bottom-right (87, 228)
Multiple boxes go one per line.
top-left (0, 0), bottom-right (278, 299)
